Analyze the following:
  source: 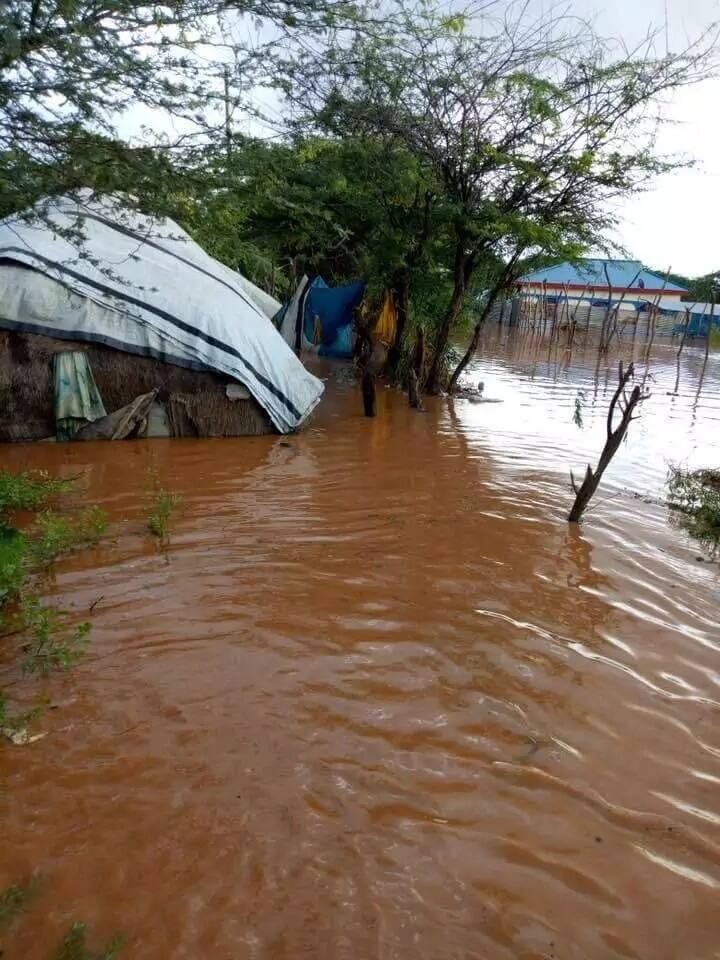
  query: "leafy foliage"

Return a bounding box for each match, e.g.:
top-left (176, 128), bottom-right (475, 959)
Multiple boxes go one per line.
top-left (667, 467), bottom-right (720, 554)
top-left (0, 471), bottom-right (106, 727)
top-left (147, 490), bottom-right (183, 541)
top-left (146, 470), bottom-right (183, 544)
top-left (21, 599), bottom-right (91, 675)
top-left (26, 508), bottom-right (107, 568)
top-left (0, 0), bottom-right (365, 220)
top-left (0, 470), bottom-right (75, 516)
top-left (0, 527), bottom-right (26, 606)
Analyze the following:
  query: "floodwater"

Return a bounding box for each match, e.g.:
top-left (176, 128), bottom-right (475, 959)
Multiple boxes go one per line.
top-left (1, 330), bottom-right (720, 960)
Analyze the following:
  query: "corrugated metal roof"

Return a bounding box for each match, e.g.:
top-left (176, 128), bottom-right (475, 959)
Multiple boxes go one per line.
top-left (664, 301), bottom-right (718, 316)
top-left (519, 259), bottom-right (688, 292)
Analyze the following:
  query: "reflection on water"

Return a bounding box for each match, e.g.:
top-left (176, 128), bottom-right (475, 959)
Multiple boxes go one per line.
top-left (1, 333), bottom-right (719, 960)
top-left (459, 327), bottom-right (720, 498)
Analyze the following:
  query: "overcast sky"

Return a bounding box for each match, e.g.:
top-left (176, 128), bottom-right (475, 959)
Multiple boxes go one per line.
top-left (580, 0), bottom-right (720, 276)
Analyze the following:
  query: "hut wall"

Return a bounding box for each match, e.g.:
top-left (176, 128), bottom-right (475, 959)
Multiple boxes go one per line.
top-left (0, 331), bottom-right (275, 442)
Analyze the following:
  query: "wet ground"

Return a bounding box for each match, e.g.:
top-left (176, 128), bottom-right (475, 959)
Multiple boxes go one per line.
top-left (1, 330), bottom-right (720, 959)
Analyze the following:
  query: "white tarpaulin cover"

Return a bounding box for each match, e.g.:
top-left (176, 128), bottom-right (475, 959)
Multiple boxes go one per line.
top-left (238, 275), bottom-right (282, 321)
top-left (0, 192), bottom-right (323, 433)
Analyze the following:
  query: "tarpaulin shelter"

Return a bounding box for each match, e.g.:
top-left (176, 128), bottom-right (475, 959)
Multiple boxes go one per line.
top-left (276, 276), bottom-right (366, 358)
top-left (0, 192), bottom-right (323, 439)
top-left (668, 303), bottom-right (720, 337)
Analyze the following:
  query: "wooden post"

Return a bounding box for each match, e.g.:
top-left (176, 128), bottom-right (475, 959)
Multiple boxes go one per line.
top-left (362, 371), bottom-right (377, 417)
top-left (409, 328), bottom-right (425, 410)
top-left (356, 318), bottom-right (377, 418)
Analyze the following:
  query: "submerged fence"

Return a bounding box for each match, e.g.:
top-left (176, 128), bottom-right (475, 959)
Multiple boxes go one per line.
top-left (486, 295), bottom-right (679, 339)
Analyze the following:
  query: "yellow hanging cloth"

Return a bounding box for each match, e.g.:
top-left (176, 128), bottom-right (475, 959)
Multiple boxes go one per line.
top-left (374, 292), bottom-right (398, 347)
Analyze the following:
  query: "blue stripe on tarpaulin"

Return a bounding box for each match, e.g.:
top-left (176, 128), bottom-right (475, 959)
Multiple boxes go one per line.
top-left (305, 281), bottom-right (365, 358)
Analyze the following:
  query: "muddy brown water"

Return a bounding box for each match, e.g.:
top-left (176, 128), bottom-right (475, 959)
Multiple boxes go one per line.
top-left (1, 331), bottom-right (720, 959)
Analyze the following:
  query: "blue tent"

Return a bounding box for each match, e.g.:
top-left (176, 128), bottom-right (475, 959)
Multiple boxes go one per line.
top-left (672, 312), bottom-right (719, 337)
top-left (276, 276), bottom-right (366, 358)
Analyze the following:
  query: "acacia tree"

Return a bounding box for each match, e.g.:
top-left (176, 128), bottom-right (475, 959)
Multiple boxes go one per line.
top-left (170, 132), bottom-right (447, 305)
top-left (287, 1), bottom-right (716, 391)
top-left (0, 0), bottom-right (371, 220)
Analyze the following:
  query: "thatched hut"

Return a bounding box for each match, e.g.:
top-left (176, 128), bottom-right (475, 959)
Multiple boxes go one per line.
top-left (0, 330), bottom-right (274, 441)
top-left (0, 192), bottom-right (323, 442)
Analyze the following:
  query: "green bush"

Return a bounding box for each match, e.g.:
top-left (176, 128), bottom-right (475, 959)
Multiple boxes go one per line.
top-left (26, 507), bottom-right (107, 568)
top-left (0, 470), bottom-right (74, 514)
top-left (21, 599), bottom-right (92, 675)
top-left (147, 489), bottom-right (183, 541)
top-left (667, 467), bottom-right (720, 553)
top-left (0, 528), bottom-right (26, 606)
top-left (0, 471), bottom-right (106, 704)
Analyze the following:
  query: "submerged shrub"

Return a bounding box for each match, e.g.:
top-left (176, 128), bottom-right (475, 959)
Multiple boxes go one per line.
top-left (0, 470), bottom-right (75, 515)
top-left (144, 462), bottom-right (183, 544)
top-left (667, 467), bottom-right (720, 554)
top-left (0, 528), bottom-right (26, 607)
top-left (21, 599), bottom-right (91, 675)
top-left (26, 507), bottom-right (107, 568)
top-left (147, 488), bottom-right (183, 542)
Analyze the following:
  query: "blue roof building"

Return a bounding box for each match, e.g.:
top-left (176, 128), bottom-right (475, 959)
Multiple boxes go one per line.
top-left (518, 259), bottom-right (688, 307)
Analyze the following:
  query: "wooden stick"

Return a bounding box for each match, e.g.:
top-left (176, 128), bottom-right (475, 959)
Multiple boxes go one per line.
top-left (568, 362), bottom-right (649, 523)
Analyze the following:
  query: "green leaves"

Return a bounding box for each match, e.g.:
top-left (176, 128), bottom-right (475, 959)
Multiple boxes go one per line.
top-left (439, 14), bottom-right (465, 34)
top-left (0, 470), bottom-right (75, 515)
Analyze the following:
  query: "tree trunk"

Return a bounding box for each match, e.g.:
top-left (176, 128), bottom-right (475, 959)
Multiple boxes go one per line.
top-left (356, 316), bottom-right (376, 418)
top-left (425, 244), bottom-right (468, 395)
top-left (385, 268), bottom-right (410, 380)
top-left (408, 328), bottom-right (425, 410)
top-left (447, 290), bottom-right (500, 393)
top-left (408, 369), bottom-right (422, 409)
top-left (413, 326), bottom-right (425, 381)
top-left (362, 371), bottom-right (377, 417)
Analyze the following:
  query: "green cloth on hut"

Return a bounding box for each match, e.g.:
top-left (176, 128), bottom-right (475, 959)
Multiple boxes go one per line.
top-left (54, 351), bottom-right (106, 440)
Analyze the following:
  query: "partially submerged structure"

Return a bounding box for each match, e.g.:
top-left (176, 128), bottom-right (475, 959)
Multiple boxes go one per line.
top-left (0, 193), bottom-right (323, 442)
top-left (670, 302), bottom-right (720, 338)
top-left (276, 276), bottom-right (366, 358)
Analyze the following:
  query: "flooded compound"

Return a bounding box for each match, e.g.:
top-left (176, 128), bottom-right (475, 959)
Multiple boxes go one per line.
top-left (1, 330), bottom-right (720, 960)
